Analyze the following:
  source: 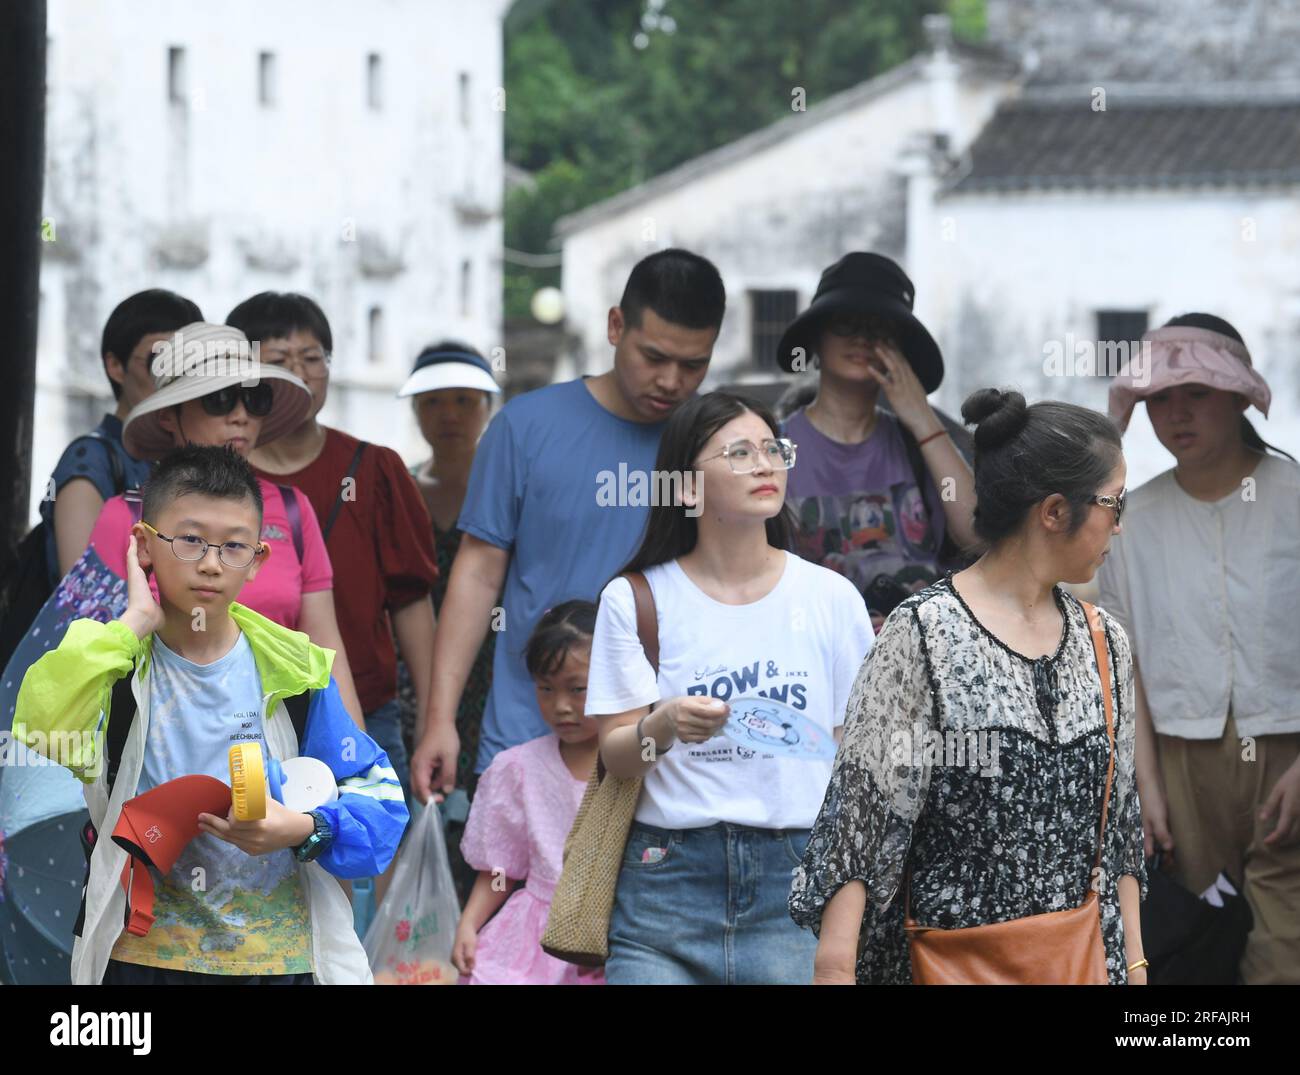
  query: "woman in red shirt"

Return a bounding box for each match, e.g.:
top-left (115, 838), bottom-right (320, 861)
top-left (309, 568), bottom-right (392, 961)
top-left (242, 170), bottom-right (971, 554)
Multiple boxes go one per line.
top-left (233, 293), bottom-right (440, 803)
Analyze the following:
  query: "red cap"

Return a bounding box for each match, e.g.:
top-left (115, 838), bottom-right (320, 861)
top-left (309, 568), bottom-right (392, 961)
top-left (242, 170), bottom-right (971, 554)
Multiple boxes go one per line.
top-left (111, 775), bottom-right (232, 936)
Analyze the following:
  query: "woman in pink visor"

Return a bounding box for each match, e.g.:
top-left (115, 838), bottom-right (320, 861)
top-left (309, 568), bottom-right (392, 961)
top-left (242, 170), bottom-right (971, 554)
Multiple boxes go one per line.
top-left (1098, 313), bottom-right (1299, 984)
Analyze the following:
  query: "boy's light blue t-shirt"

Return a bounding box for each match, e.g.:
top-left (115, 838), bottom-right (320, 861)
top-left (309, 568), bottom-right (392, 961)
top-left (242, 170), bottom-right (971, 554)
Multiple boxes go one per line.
top-left (111, 630), bottom-right (313, 974)
top-left (458, 378), bottom-right (665, 772)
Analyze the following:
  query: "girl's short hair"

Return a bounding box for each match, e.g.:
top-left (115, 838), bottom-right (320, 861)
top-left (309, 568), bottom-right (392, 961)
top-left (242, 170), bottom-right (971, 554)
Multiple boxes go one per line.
top-left (525, 600), bottom-right (597, 680)
top-left (961, 387), bottom-right (1122, 547)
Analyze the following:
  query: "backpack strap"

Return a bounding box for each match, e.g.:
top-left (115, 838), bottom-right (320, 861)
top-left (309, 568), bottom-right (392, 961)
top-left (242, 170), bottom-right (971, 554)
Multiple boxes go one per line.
top-left (81, 430), bottom-right (127, 498)
top-left (322, 442), bottom-right (367, 544)
top-left (283, 688), bottom-right (311, 748)
top-left (104, 673), bottom-right (139, 795)
top-left (75, 672), bottom-right (139, 942)
top-left (277, 485), bottom-right (305, 564)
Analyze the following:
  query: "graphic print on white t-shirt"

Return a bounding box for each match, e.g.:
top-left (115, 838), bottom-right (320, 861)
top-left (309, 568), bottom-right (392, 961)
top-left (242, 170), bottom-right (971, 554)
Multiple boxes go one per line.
top-left (684, 657), bottom-right (812, 763)
top-left (586, 552), bottom-right (876, 830)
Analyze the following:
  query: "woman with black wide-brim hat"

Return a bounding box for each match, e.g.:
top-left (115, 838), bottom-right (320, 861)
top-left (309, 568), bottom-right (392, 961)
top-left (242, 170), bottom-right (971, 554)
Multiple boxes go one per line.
top-left (778, 252), bottom-right (976, 630)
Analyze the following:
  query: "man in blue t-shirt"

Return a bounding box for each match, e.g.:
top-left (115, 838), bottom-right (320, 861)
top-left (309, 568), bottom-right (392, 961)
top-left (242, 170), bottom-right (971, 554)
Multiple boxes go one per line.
top-left (411, 249), bottom-right (726, 800)
top-left (41, 289), bottom-right (203, 584)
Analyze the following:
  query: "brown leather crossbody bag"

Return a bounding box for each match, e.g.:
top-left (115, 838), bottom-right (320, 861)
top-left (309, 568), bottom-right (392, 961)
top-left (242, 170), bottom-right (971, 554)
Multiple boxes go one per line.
top-left (903, 601), bottom-right (1115, 985)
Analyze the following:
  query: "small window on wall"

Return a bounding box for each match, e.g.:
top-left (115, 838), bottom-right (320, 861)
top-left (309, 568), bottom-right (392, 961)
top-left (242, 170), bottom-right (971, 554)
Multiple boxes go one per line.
top-left (258, 51), bottom-right (277, 107)
top-left (460, 260), bottom-right (472, 318)
top-left (459, 72), bottom-right (471, 128)
top-left (367, 53), bottom-right (383, 110)
top-left (1095, 310), bottom-right (1149, 377)
top-left (168, 46), bottom-right (187, 104)
top-left (368, 305), bottom-right (385, 364)
top-left (750, 290), bottom-right (799, 370)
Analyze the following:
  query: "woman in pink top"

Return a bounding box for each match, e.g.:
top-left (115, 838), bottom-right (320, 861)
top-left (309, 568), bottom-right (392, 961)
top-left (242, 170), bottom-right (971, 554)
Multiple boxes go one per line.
top-left (452, 601), bottom-right (603, 985)
top-left (86, 321), bottom-right (365, 723)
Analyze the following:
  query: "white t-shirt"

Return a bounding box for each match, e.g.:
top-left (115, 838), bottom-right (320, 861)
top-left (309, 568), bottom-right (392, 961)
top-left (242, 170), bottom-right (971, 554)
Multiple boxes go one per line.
top-left (585, 551), bottom-right (874, 830)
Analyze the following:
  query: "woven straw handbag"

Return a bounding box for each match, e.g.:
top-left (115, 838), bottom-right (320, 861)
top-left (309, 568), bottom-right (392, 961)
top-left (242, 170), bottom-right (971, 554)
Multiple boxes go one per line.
top-left (541, 571), bottom-right (657, 966)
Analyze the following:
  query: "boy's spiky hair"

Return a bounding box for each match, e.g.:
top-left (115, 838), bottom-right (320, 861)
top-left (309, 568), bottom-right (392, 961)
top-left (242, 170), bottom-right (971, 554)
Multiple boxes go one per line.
top-left (141, 445), bottom-right (264, 525)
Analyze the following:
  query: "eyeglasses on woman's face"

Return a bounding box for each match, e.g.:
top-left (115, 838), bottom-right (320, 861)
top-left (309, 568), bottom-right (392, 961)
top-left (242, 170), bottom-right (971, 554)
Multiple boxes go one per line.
top-left (263, 345), bottom-right (331, 380)
top-left (697, 437), bottom-right (797, 475)
top-left (140, 521), bottom-right (264, 569)
top-left (1090, 489), bottom-right (1126, 524)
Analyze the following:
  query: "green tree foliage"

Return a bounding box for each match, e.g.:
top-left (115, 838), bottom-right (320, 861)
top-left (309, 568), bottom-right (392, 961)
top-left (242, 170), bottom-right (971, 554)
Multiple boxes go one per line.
top-left (504, 0), bottom-right (985, 317)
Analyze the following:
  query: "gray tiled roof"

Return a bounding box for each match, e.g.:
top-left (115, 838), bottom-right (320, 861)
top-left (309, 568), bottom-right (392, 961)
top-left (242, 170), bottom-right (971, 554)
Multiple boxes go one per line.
top-left (947, 91), bottom-right (1300, 192)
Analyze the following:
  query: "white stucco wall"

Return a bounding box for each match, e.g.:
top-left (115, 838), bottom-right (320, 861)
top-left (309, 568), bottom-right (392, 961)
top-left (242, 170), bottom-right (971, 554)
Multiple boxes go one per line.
top-left (31, 0), bottom-right (507, 524)
top-left (920, 188), bottom-right (1300, 487)
top-left (559, 57), bottom-right (1013, 381)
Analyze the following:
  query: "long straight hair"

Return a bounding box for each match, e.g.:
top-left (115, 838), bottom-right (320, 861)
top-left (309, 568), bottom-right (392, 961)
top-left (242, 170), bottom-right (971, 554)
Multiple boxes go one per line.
top-left (619, 392), bottom-right (796, 577)
top-left (1163, 313), bottom-right (1297, 462)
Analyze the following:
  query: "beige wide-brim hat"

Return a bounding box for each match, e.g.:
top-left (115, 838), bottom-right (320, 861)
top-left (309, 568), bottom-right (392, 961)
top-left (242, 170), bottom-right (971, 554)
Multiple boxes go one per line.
top-left (123, 322), bottom-right (314, 460)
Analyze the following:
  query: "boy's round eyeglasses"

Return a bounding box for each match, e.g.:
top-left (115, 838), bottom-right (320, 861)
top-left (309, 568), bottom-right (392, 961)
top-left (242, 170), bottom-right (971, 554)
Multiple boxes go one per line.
top-left (140, 521), bottom-right (264, 569)
top-left (1091, 489), bottom-right (1126, 523)
top-left (697, 438), bottom-right (797, 474)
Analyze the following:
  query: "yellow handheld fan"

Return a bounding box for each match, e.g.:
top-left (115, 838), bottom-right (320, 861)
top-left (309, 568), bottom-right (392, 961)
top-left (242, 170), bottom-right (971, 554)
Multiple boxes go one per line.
top-left (228, 742), bottom-right (267, 820)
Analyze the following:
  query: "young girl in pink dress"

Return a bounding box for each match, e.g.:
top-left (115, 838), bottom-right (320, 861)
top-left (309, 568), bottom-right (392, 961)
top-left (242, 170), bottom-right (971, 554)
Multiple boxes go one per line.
top-left (452, 601), bottom-right (604, 985)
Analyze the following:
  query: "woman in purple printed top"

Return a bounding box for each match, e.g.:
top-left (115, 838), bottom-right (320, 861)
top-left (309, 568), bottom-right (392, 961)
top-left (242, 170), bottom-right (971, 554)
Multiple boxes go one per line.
top-left (776, 253), bottom-right (978, 631)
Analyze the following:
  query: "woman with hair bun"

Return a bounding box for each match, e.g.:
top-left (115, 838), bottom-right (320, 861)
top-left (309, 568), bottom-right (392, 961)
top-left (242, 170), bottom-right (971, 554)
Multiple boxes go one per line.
top-left (791, 388), bottom-right (1148, 984)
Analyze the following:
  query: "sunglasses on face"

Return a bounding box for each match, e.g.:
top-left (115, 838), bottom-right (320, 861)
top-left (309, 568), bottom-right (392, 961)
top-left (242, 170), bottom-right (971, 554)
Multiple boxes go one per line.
top-left (199, 383), bottom-right (274, 418)
top-left (1091, 489), bottom-right (1126, 524)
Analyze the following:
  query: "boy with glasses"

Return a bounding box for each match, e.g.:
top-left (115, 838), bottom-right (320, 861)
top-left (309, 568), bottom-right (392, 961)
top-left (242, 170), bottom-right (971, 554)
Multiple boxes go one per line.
top-left (14, 445), bottom-right (407, 984)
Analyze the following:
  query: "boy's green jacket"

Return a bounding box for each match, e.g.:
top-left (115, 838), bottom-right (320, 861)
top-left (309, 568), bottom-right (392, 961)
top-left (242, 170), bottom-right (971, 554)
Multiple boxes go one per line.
top-left (14, 603), bottom-right (408, 984)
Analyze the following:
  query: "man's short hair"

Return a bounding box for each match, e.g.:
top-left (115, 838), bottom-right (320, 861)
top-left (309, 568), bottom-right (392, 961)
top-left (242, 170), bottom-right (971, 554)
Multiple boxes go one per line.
top-left (141, 445), bottom-right (264, 526)
top-left (101, 289), bottom-right (203, 399)
top-left (618, 248), bottom-right (726, 332)
top-left (226, 292), bottom-right (333, 352)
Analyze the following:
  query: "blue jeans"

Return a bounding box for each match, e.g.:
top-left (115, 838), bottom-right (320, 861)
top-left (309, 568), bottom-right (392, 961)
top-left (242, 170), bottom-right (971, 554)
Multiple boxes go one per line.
top-left (607, 822), bottom-right (817, 985)
top-left (364, 699), bottom-right (409, 803)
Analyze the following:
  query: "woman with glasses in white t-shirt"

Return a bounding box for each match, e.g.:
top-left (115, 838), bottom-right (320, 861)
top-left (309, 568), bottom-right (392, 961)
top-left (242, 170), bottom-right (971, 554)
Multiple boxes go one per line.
top-left (584, 390), bottom-right (874, 985)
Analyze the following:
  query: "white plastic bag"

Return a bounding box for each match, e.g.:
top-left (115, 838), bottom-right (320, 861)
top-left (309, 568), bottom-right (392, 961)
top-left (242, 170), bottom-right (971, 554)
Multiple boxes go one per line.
top-left (363, 801), bottom-right (461, 985)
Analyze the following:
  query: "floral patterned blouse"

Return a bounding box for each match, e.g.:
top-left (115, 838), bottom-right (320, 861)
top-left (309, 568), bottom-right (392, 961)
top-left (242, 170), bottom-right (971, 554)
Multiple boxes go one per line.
top-left (789, 575), bottom-right (1147, 984)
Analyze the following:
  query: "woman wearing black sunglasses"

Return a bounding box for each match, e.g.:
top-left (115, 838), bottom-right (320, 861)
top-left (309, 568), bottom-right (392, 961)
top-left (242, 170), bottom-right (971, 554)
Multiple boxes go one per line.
top-left (792, 388), bottom-right (1145, 985)
top-left (80, 321), bottom-right (367, 726)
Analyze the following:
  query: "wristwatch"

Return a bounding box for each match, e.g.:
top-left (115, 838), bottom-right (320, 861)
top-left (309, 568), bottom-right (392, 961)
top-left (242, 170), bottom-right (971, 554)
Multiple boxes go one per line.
top-left (293, 809), bottom-right (334, 863)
